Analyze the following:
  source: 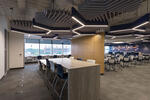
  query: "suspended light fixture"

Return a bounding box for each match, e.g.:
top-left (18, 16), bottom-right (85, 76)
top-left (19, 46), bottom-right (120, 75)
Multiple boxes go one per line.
top-left (72, 16), bottom-right (108, 35)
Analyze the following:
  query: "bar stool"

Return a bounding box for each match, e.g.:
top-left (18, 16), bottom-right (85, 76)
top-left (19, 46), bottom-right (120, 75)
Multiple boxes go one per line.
top-left (54, 64), bottom-right (68, 100)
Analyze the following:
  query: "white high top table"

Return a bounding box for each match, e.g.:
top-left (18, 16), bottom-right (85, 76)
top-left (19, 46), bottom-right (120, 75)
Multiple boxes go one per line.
top-left (40, 58), bottom-right (100, 100)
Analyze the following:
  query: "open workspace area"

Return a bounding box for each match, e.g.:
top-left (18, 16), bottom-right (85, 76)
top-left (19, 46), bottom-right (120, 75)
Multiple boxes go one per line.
top-left (0, 0), bottom-right (150, 100)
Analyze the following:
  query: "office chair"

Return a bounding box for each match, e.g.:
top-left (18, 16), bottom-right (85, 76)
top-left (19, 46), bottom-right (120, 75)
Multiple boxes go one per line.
top-left (53, 55), bottom-right (58, 58)
top-left (37, 55), bottom-right (42, 60)
top-left (77, 58), bottom-right (83, 61)
top-left (108, 58), bottom-right (116, 71)
top-left (67, 55), bottom-right (72, 58)
top-left (54, 64), bottom-right (68, 100)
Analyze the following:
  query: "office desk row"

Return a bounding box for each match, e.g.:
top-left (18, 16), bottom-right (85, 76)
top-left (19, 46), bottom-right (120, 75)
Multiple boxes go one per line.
top-left (39, 58), bottom-right (100, 100)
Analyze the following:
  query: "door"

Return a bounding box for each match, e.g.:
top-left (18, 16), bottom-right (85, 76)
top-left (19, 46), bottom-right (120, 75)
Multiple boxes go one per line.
top-left (9, 32), bottom-right (24, 68)
top-left (4, 30), bottom-right (9, 73)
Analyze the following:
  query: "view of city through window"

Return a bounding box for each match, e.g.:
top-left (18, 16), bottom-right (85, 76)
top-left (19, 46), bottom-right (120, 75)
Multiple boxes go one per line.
top-left (25, 40), bottom-right (71, 57)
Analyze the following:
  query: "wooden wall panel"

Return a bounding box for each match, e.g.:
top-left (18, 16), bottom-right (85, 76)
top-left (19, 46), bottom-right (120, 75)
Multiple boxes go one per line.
top-left (71, 33), bottom-right (105, 74)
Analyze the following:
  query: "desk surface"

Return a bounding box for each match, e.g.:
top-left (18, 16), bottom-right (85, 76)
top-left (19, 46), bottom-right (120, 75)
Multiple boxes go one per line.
top-left (40, 58), bottom-right (99, 69)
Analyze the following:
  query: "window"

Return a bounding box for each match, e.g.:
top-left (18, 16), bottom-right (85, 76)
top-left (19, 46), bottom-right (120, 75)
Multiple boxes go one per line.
top-left (25, 39), bottom-right (71, 56)
top-left (25, 43), bottom-right (39, 57)
top-left (40, 44), bottom-right (52, 56)
top-left (105, 46), bottom-right (110, 54)
top-left (63, 44), bottom-right (71, 55)
top-left (53, 44), bottom-right (63, 55)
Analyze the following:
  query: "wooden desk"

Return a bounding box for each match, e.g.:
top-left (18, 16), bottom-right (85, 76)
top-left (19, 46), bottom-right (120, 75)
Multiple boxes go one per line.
top-left (40, 58), bottom-right (100, 100)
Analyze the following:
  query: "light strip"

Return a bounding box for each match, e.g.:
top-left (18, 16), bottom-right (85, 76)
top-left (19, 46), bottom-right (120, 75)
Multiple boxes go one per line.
top-left (51, 30), bottom-right (71, 32)
top-left (110, 28), bottom-right (146, 33)
top-left (110, 29), bottom-right (133, 33)
top-left (113, 42), bottom-right (124, 44)
top-left (72, 30), bottom-right (81, 35)
top-left (11, 30), bottom-right (45, 36)
top-left (11, 30), bottom-right (28, 34)
top-left (73, 26), bottom-right (85, 31)
top-left (110, 21), bottom-right (149, 33)
top-left (33, 25), bottom-right (71, 34)
top-left (132, 21), bottom-right (149, 29)
top-left (72, 16), bottom-right (108, 35)
top-left (46, 31), bottom-right (51, 34)
top-left (33, 25), bottom-right (50, 31)
top-left (85, 25), bottom-right (108, 28)
top-left (132, 28), bottom-right (146, 32)
top-left (111, 36), bottom-right (116, 39)
top-left (72, 16), bottom-right (85, 26)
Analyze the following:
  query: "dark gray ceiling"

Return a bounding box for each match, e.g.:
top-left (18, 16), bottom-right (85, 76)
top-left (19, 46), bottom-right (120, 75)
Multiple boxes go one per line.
top-left (0, 0), bottom-right (146, 40)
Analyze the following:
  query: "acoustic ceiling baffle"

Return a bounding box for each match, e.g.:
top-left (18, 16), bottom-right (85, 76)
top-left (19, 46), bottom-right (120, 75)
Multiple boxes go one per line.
top-left (32, 18), bottom-right (71, 35)
top-left (110, 13), bottom-right (150, 33)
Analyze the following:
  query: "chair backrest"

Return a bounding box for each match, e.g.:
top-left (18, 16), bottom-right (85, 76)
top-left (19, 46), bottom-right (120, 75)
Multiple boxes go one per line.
top-left (67, 55), bottom-right (72, 58)
top-left (53, 55), bottom-right (57, 58)
top-left (124, 57), bottom-right (129, 61)
top-left (138, 55), bottom-right (143, 60)
top-left (119, 55), bottom-right (124, 60)
top-left (108, 59), bottom-right (115, 63)
top-left (87, 59), bottom-right (96, 64)
top-left (50, 61), bottom-right (55, 72)
top-left (56, 64), bottom-right (65, 78)
top-left (130, 55), bottom-right (134, 61)
top-left (37, 56), bottom-right (42, 60)
top-left (46, 59), bottom-right (50, 69)
top-left (77, 58), bottom-right (83, 61)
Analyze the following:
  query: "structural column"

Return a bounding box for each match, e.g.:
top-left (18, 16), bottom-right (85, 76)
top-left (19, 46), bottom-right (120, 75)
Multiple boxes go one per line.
top-left (71, 33), bottom-right (105, 74)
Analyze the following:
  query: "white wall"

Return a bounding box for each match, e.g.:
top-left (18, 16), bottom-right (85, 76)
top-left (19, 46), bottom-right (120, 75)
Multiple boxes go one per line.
top-left (0, 16), bottom-right (7, 79)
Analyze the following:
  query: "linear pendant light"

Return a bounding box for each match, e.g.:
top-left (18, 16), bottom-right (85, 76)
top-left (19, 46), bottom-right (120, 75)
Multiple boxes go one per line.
top-left (132, 21), bottom-right (149, 29)
top-left (110, 21), bottom-right (149, 33)
top-left (11, 30), bottom-right (45, 36)
top-left (33, 25), bottom-right (50, 31)
top-left (33, 25), bottom-right (71, 35)
top-left (72, 16), bottom-right (108, 35)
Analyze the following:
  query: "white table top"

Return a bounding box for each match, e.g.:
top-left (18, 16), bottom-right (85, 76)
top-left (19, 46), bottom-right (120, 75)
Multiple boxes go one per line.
top-left (40, 58), bottom-right (99, 69)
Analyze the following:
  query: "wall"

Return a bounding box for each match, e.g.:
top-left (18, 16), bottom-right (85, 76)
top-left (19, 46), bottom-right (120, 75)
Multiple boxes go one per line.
top-left (108, 42), bottom-right (150, 55)
top-left (9, 32), bottom-right (24, 69)
top-left (0, 16), bottom-right (8, 79)
top-left (71, 33), bottom-right (105, 74)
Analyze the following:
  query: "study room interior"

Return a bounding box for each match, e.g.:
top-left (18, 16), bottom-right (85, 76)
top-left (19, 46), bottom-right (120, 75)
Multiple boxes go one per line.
top-left (0, 0), bottom-right (150, 100)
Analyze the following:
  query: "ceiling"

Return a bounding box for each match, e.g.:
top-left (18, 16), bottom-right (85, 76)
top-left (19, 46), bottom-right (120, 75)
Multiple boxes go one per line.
top-left (0, 0), bottom-right (148, 43)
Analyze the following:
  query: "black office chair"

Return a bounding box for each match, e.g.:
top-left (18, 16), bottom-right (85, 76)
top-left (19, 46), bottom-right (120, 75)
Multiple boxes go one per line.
top-left (53, 55), bottom-right (58, 58)
top-left (39, 61), bottom-right (43, 71)
top-left (77, 58), bottom-right (83, 61)
top-left (67, 55), bottom-right (72, 58)
top-left (37, 55), bottom-right (42, 60)
top-left (54, 64), bottom-right (68, 100)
